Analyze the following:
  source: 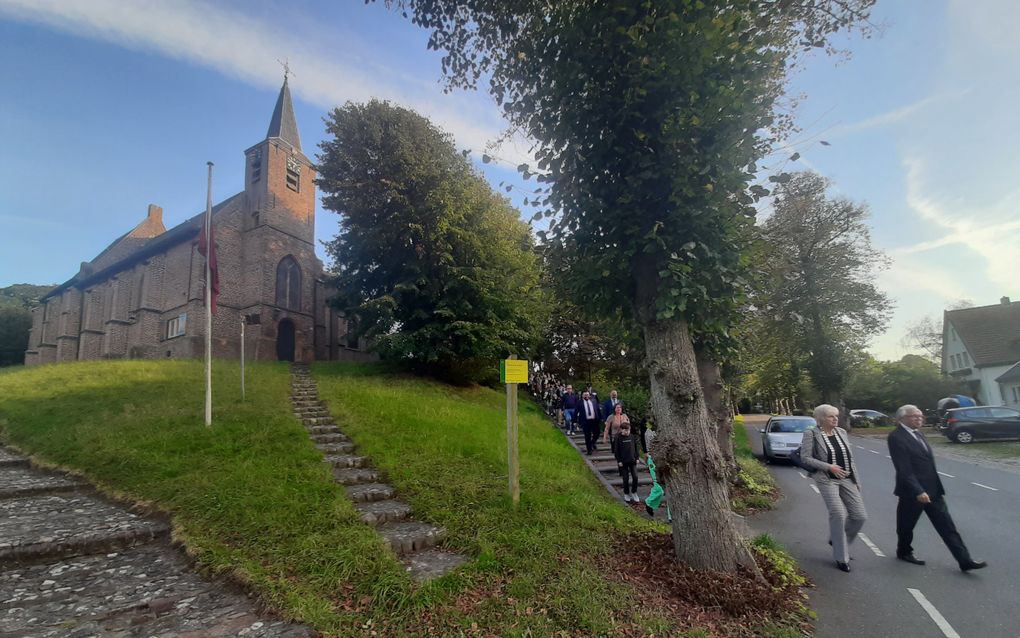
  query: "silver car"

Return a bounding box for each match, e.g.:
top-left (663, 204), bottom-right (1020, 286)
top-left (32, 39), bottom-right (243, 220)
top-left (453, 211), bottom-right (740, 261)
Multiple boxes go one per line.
top-left (759, 416), bottom-right (816, 463)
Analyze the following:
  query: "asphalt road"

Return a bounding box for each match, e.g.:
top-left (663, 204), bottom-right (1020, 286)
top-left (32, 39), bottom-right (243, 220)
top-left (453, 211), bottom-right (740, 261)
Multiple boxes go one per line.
top-left (744, 416), bottom-right (1020, 638)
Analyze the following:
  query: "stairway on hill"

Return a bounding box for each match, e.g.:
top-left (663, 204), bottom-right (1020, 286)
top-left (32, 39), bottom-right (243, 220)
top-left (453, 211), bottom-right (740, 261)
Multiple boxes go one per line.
top-left (560, 428), bottom-right (670, 521)
top-left (291, 364), bottom-right (467, 581)
top-left (0, 447), bottom-right (311, 637)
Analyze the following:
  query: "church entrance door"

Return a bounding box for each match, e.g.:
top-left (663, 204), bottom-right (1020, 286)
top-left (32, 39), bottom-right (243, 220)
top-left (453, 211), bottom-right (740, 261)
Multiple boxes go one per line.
top-left (276, 319), bottom-right (296, 361)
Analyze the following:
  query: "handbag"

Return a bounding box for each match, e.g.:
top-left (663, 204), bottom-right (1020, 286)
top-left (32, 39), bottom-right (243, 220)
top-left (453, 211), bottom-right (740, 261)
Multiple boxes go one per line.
top-left (790, 445), bottom-right (817, 474)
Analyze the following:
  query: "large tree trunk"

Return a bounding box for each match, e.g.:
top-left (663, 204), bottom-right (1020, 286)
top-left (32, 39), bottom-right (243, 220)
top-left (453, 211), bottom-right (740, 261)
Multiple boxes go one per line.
top-left (695, 346), bottom-right (738, 480)
top-left (643, 317), bottom-right (760, 574)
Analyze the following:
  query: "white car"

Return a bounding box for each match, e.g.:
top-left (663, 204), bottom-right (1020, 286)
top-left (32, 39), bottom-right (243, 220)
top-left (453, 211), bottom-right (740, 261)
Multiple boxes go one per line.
top-left (759, 416), bottom-right (816, 463)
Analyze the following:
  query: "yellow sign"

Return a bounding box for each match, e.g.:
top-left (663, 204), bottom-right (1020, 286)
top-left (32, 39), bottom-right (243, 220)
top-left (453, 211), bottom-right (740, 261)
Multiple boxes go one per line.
top-left (500, 359), bottom-right (529, 384)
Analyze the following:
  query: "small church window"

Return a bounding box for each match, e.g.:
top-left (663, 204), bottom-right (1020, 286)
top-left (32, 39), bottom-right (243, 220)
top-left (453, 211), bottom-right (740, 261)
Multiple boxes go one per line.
top-left (250, 151), bottom-right (262, 183)
top-left (166, 313), bottom-right (187, 339)
top-left (276, 256), bottom-right (301, 311)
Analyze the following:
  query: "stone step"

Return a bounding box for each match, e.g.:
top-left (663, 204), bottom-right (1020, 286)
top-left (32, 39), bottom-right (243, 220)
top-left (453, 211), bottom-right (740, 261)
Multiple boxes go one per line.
top-left (378, 521), bottom-right (446, 554)
top-left (292, 399), bottom-right (323, 407)
top-left (606, 476), bottom-right (654, 488)
top-left (0, 543), bottom-right (313, 638)
top-left (310, 433), bottom-right (349, 445)
top-left (0, 448), bottom-right (30, 468)
top-left (332, 467), bottom-right (380, 485)
top-left (307, 425), bottom-right (343, 436)
top-left (291, 393), bottom-right (318, 399)
top-left (324, 454), bottom-right (368, 469)
top-left (356, 499), bottom-right (412, 525)
top-left (594, 461), bottom-right (650, 474)
top-left (346, 483), bottom-right (395, 503)
top-left (0, 466), bottom-right (83, 499)
top-left (302, 417), bottom-right (335, 426)
top-left (316, 442), bottom-right (355, 455)
top-left (294, 408), bottom-right (330, 417)
top-left (0, 493), bottom-right (169, 566)
top-left (402, 548), bottom-right (469, 583)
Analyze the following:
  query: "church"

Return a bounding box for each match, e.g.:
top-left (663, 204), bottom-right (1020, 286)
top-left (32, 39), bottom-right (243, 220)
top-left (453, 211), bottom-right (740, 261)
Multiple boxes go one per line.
top-left (25, 78), bottom-right (368, 366)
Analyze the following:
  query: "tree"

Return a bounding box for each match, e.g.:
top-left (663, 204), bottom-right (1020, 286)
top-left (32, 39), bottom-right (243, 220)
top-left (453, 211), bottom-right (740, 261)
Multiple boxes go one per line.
top-left (0, 284), bottom-right (53, 310)
top-left (845, 354), bottom-right (968, 413)
top-left (316, 100), bottom-right (545, 383)
top-left (758, 172), bottom-right (891, 409)
top-left (900, 300), bottom-right (973, 363)
top-left (384, 0), bottom-right (876, 572)
top-left (0, 307), bottom-right (32, 366)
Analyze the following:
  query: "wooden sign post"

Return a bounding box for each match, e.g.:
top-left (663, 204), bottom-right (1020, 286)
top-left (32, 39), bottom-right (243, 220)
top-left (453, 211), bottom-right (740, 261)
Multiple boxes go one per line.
top-left (500, 356), bottom-right (529, 507)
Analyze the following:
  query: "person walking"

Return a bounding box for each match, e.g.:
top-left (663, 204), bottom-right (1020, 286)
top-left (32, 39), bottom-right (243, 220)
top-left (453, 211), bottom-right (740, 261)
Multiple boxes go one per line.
top-left (602, 402), bottom-right (630, 454)
top-left (577, 390), bottom-right (602, 455)
top-left (561, 385), bottom-right (580, 434)
top-left (601, 390), bottom-right (621, 421)
top-left (798, 404), bottom-right (867, 572)
top-left (887, 404), bottom-right (986, 572)
top-left (614, 422), bottom-right (641, 502)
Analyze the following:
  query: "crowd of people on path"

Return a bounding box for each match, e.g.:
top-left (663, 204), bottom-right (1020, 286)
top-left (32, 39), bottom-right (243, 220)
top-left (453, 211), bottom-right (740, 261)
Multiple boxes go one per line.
top-left (529, 372), bottom-right (668, 519)
top-left (798, 403), bottom-right (987, 574)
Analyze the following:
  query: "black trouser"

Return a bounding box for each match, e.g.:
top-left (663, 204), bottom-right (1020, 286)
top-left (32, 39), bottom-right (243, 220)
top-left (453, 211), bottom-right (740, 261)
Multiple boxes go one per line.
top-left (581, 420), bottom-right (599, 453)
top-left (896, 496), bottom-right (972, 563)
top-left (619, 461), bottom-right (638, 494)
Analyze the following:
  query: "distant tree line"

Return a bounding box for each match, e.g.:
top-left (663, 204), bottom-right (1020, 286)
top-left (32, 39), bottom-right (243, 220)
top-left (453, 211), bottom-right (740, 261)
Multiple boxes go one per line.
top-left (0, 284), bottom-right (53, 367)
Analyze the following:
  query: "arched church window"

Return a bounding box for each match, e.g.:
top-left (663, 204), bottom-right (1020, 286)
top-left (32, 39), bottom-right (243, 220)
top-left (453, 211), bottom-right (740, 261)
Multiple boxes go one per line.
top-left (276, 256), bottom-right (301, 311)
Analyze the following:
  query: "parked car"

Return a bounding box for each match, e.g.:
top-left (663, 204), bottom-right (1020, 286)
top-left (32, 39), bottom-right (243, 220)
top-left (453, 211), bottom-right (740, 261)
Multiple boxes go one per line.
top-left (849, 409), bottom-right (892, 428)
top-left (759, 416), bottom-right (816, 463)
top-left (941, 406), bottom-right (1020, 444)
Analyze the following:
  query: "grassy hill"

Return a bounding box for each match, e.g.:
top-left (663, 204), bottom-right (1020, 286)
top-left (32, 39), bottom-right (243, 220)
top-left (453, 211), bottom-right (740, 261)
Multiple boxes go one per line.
top-left (0, 360), bottom-right (804, 636)
top-left (0, 360), bottom-right (665, 635)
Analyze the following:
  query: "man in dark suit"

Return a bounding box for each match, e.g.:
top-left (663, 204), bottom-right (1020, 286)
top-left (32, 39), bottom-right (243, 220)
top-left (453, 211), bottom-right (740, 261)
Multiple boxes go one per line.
top-left (602, 390), bottom-right (621, 420)
top-left (887, 404), bottom-right (986, 572)
top-left (577, 391), bottom-right (602, 455)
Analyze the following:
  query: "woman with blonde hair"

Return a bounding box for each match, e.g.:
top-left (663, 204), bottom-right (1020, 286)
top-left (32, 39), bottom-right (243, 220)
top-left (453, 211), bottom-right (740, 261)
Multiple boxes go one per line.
top-left (798, 404), bottom-right (867, 572)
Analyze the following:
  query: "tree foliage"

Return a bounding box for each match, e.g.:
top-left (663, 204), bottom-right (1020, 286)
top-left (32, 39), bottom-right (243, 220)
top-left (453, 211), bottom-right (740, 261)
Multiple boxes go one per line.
top-left (317, 100), bottom-right (545, 383)
top-left (756, 171), bottom-right (890, 404)
top-left (0, 307), bottom-right (32, 367)
top-left (384, 0), bottom-right (875, 572)
top-left (845, 354), bottom-right (968, 414)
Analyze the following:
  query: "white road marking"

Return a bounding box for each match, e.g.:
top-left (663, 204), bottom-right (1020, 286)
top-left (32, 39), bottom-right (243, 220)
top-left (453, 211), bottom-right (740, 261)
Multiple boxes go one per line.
top-left (855, 445), bottom-right (866, 449)
top-left (972, 482), bottom-right (999, 491)
top-left (885, 455), bottom-right (892, 459)
top-left (907, 588), bottom-right (961, 638)
top-left (799, 472), bottom-right (809, 479)
top-left (810, 484), bottom-right (820, 494)
top-left (937, 471), bottom-right (954, 478)
top-left (867, 449), bottom-right (879, 454)
top-left (859, 533), bottom-right (886, 557)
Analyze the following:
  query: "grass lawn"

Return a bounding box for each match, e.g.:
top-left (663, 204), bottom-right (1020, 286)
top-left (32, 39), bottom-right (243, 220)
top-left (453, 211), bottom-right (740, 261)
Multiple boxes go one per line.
top-left (0, 360), bottom-right (671, 636)
top-left (0, 360), bottom-right (805, 636)
top-left (731, 415), bottom-right (780, 513)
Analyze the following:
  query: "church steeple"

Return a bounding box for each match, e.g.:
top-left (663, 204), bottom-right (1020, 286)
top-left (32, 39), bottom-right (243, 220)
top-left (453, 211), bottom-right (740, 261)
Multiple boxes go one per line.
top-left (266, 76), bottom-right (302, 152)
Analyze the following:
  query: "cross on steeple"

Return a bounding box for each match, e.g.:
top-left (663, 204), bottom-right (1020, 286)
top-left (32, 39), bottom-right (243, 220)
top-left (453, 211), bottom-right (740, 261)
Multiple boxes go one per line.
top-left (277, 58), bottom-right (295, 82)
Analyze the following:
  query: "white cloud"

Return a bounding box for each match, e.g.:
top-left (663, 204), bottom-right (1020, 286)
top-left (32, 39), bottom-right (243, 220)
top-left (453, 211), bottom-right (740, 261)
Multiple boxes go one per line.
top-left (0, 0), bottom-right (526, 162)
top-left (898, 156), bottom-right (1020, 293)
top-left (831, 89), bottom-right (969, 136)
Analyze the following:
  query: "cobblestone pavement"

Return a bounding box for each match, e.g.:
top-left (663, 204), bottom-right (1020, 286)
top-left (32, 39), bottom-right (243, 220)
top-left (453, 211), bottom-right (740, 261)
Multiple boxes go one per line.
top-left (0, 447), bottom-right (314, 638)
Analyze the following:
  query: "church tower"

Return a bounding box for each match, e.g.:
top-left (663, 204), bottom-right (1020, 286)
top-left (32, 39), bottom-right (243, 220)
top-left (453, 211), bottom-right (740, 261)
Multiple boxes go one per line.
top-left (240, 75), bottom-right (320, 363)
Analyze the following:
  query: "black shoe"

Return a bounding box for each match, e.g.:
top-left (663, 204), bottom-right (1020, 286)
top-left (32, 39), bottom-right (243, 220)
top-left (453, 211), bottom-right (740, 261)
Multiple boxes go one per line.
top-left (897, 553), bottom-right (926, 566)
top-left (836, 561), bottom-right (851, 572)
top-left (960, 559), bottom-right (987, 572)
top-left (645, 504), bottom-right (654, 517)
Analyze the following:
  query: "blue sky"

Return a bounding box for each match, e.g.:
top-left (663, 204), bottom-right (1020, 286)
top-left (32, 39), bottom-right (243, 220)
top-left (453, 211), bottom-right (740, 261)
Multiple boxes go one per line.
top-left (1, 0), bottom-right (1017, 361)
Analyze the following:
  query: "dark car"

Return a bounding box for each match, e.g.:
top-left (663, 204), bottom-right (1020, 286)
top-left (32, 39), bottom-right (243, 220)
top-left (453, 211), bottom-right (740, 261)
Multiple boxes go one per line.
top-left (849, 409), bottom-right (892, 428)
top-left (942, 406), bottom-right (1020, 444)
top-left (759, 416), bottom-right (816, 463)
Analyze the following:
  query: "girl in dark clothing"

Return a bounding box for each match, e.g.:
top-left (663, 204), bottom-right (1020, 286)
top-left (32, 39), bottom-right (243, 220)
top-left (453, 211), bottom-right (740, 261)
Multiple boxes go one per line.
top-left (614, 423), bottom-right (640, 502)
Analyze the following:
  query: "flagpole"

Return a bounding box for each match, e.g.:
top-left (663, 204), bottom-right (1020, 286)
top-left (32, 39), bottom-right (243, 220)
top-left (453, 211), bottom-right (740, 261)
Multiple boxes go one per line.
top-left (205, 161), bottom-right (214, 427)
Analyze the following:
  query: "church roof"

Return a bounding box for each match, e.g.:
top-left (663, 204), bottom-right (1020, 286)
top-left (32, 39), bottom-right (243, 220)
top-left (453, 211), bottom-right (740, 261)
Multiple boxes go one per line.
top-left (42, 193), bottom-right (243, 301)
top-left (88, 205), bottom-right (167, 273)
top-left (945, 300), bottom-right (1020, 368)
top-left (266, 77), bottom-right (301, 152)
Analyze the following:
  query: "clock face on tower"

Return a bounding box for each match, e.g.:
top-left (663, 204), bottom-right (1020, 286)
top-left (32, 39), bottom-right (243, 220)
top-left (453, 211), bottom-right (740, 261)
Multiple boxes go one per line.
top-left (286, 155), bottom-right (301, 173)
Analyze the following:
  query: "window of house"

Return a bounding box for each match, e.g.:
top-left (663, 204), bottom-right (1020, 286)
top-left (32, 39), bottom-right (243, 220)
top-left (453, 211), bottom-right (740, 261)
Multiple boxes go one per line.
top-left (950, 327), bottom-right (957, 341)
top-left (166, 313), bottom-right (187, 339)
top-left (1012, 386), bottom-right (1020, 402)
top-left (962, 352), bottom-right (970, 367)
top-left (275, 256), bottom-right (301, 310)
top-left (250, 151), bottom-right (262, 183)
top-left (345, 316), bottom-right (360, 350)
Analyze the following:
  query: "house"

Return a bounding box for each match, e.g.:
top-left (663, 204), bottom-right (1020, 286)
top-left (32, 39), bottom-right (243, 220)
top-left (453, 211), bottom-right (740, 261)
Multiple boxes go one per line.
top-left (942, 297), bottom-right (1020, 406)
top-left (25, 77), bottom-right (370, 366)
